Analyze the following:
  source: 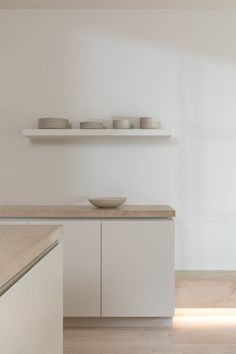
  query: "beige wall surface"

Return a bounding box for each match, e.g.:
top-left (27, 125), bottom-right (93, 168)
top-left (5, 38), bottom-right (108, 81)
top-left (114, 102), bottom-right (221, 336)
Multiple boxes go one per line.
top-left (0, 9), bottom-right (236, 269)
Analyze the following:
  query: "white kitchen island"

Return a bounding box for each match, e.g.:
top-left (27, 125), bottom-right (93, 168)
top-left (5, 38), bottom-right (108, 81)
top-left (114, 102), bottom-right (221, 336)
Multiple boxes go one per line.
top-left (0, 225), bottom-right (63, 354)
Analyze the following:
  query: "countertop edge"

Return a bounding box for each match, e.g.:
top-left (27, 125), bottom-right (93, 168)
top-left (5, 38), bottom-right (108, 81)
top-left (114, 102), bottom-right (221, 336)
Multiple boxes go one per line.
top-left (0, 205), bottom-right (175, 219)
top-left (0, 225), bottom-right (63, 291)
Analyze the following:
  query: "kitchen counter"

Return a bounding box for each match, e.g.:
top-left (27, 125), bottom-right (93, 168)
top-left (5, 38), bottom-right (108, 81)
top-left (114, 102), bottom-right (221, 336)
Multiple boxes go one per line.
top-left (0, 225), bottom-right (63, 289)
top-left (0, 205), bottom-right (175, 219)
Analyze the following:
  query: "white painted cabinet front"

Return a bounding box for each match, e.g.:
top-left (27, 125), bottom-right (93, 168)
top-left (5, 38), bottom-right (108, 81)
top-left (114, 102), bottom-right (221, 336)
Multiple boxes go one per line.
top-left (28, 220), bottom-right (101, 317)
top-left (0, 243), bottom-right (63, 354)
top-left (102, 220), bottom-right (174, 317)
top-left (3, 219), bottom-right (174, 318)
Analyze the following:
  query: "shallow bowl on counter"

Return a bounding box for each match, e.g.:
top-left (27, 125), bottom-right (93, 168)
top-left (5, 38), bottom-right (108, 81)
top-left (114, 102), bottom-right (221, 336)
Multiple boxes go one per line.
top-left (88, 197), bottom-right (127, 208)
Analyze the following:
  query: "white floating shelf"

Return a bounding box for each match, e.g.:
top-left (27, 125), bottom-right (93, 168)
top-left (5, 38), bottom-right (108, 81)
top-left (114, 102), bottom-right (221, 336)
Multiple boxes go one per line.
top-left (22, 129), bottom-right (172, 138)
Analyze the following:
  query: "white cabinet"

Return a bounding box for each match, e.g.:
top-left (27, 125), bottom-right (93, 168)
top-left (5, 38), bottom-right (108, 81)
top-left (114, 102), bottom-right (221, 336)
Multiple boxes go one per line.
top-left (0, 243), bottom-right (63, 354)
top-left (28, 220), bottom-right (101, 317)
top-left (102, 220), bottom-right (174, 317)
top-left (2, 218), bottom-right (174, 318)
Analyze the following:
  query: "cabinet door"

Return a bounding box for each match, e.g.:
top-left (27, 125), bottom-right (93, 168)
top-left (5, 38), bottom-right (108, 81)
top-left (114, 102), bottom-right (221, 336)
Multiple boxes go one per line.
top-left (0, 243), bottom-right (63, 354)
top-left (28, 220), bottom-right (101, 317)
top-left (102, 220), bottom-right (174, 317)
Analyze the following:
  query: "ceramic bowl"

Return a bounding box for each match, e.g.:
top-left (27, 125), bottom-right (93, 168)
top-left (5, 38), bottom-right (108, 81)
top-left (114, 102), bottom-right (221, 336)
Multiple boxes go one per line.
top-left (88, 197), bottom-right (126, 208)
top-left (140, 117), bottom-right (160, 129)
top-left (80, 122), bottom-right (104, 129)
top-left (113, 119), bottom-right (131, 129)
top-left (38, 117), bottom-right (70, 129)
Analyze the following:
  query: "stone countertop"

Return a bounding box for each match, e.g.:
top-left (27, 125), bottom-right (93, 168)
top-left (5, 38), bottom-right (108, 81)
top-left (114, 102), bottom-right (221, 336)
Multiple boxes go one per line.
top-left (0, 225), bottom-right (63, 290)
top-left (0, 205), bottom-right (175, 219)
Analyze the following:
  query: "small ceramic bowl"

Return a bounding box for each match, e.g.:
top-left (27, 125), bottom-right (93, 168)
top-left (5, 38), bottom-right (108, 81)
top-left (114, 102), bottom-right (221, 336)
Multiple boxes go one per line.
top-left (88, 197), bottom-right (127, 208)
top-left (113, 119), bottom-right (131, 129)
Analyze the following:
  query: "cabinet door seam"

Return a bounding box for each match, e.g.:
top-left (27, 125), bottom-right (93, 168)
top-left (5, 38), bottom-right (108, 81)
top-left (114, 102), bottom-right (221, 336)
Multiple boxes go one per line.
top-left (100, 220), bottom-right (103, 317)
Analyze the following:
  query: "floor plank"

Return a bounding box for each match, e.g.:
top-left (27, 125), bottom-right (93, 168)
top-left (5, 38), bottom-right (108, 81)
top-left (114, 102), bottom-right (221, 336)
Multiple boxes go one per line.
top-left (64, 315), bottom-right (236, 354)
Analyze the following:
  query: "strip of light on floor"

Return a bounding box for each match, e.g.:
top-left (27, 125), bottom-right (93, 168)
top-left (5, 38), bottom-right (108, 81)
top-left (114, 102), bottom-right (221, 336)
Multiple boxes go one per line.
top-left (175, 308), bottom-right (236, 316)
top-left (174, 308), bottom-right (236, 327)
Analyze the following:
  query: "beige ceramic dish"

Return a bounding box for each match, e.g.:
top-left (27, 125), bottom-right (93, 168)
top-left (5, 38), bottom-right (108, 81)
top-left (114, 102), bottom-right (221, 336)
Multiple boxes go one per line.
top-left (140, 123), bottom-right (160, 129)
top-left (113, 119), bottom-right (131, 129)
top-left (39, 117), bottom-right (69, 123)
top-left (88, 197), bottom-right (126, 208)
top-left (38, 117), bottom-right (70, 129)
top-left (39, 124), bottom-right (70, 129)
top-left (140, 117), bottom-right (160, 129)
top-left (80, 122), bottom-right (105, 129)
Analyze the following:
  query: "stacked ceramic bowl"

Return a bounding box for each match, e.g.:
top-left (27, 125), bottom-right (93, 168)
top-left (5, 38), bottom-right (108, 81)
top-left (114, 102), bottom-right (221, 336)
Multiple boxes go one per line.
top-left (113, 119), bottom-right (131, 129)
top-left (38, 118), bottom-right (70, 129)
top-left (140, 117), bottom-right (160, 129)
top-left (80, 121), bottom-right (105, 129)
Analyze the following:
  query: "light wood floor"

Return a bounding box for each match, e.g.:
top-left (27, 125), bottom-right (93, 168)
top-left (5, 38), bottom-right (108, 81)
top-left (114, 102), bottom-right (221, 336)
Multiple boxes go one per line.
top-left (64, 315), bottom-right (236, 354)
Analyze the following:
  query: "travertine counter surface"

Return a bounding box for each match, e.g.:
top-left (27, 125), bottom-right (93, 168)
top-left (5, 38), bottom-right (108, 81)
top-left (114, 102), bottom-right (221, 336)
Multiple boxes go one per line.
top-left (0, 225), bottom-right (63, 289)
top-left (0, 205), bottom-right (175, 219)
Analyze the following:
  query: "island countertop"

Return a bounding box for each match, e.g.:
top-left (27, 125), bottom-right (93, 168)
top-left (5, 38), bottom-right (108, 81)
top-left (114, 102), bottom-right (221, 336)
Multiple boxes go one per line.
top-left (0, 205), bottom-right (175, 219)
top-left (0, 225), bottom-right (63, 290)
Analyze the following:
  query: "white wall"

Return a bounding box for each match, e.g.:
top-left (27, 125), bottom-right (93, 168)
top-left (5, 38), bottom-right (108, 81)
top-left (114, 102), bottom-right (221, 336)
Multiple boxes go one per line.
top-left (0, 9), bottom-right (236, 269)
